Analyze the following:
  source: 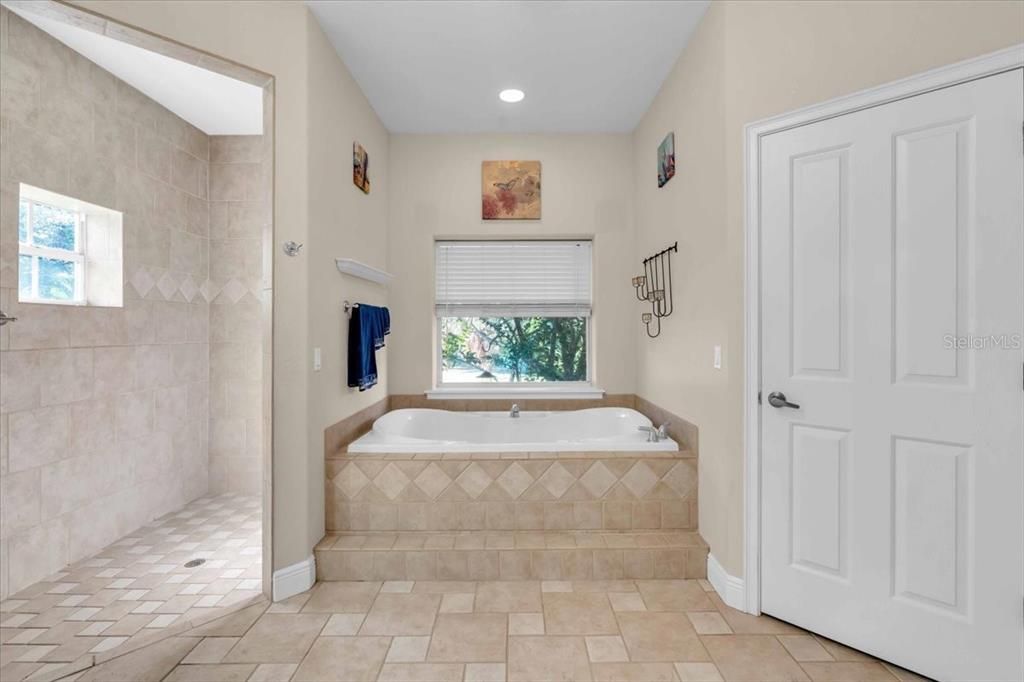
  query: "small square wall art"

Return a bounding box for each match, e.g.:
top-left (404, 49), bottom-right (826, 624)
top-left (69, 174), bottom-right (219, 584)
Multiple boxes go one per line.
top-left (657, 132), bottom-right (675, 188)
top-left (482, 160), bottom-right (541, 220)
top-left (353, 142), bottom-right (370, 194)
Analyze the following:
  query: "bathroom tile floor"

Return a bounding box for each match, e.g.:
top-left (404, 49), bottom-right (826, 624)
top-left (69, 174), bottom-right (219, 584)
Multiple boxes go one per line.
top-left (0, 493), bottom-right (262, 682)
top-left (42, 578), bottom-right (933, 682)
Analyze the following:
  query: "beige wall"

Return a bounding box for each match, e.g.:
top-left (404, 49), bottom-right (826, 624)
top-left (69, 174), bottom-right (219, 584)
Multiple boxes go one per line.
top-left (633, 0), bottom-right (1024, 576)
top-left (0, 9), bottom-right (211, 597)
top-left (305, 12), bottom-right (391, 551)
top-left (388, 135), bottom-right (636, 395)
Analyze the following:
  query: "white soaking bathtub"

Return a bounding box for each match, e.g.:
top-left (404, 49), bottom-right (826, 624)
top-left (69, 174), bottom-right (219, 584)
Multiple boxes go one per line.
top-left (346, 407), bottom-right (678, 453)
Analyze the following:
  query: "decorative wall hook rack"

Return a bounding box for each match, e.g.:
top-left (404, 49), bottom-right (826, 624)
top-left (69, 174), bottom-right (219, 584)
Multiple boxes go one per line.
top-left (632, 241), bottom-right (677, 338)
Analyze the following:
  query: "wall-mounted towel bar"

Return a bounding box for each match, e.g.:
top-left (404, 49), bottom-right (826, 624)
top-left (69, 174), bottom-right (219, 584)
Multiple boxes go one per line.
top-left (336, 258), bottom-right (393, 285)
top-left (343, 300), bottom-right (358, 318)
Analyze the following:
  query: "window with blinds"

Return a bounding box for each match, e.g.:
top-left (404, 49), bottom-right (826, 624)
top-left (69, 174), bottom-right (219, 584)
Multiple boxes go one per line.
top-left (435, 240), bottom-right (593, 385)
top-left (435, 240), bottom-right (592, 317)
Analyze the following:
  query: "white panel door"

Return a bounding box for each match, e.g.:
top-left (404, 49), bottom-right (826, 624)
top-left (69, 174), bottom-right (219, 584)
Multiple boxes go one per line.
top-left (760, 69), bottom-right (1023, 682)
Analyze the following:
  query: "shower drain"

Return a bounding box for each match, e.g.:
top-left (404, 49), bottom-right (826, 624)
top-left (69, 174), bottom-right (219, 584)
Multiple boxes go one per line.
top-left (184, 558), bottom-right (206, 568)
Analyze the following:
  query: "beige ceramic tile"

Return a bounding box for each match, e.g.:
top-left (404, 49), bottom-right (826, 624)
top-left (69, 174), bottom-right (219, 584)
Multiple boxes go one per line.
top-left (674, 661), bottom-right (725, 682)
top-left (616, 612), bottom-right (709, 662)
top-left (439, 592), bottom-right (474, 614)
top-left (321, 613), bottom-right (365, 636)
top-left (222, 614), bottom-right (327, 663)
top-left (585, 635), bottom-right (629, 663)
top-left (702, 635), bottom-right (810, 682)
top-left (377, 663), bottom-right (465, 682)
top-left (291, 636), bottom-right (389, 682)
top-left (412, 581), bottom-right (477, 594)
top-left (181, 636), bottom-right (240, 664)
top-left (636, 580), bottom-right (714, 612)
top-left (359, 593), bottom-right (440, 636)
top-left (508, 612), bottom-right (545, 636)
top-left (301, 582), bottom-right (380, 614)
top-left (164, 663), bottom-right (257, 681)
top-left (591, 662), bottom-right (680, 681)
top-left (77, 636), bottom-right (199, 681)
top-left (708, 594), bottom-right (802, 635)
top-left (799, 661), bottom-right (900, 681)
top-left (607, 592), bottom-right (646, 612)
top-left (465, 662), bottom-right (507, 682)
top-left (189, 602), bottom-right (266, 638)
top-left (541, 581), bottom-right (573, 593)
top-left (428, 613), bottom-right (507, 663)
top-left (248, 663), bottom-right (298, 682)
top-left (385, 636), bottom-right (430, 663)
top-left (508, 636), bottom-right (592, 682)
top-left (475, 582), bottom-right (541, 613)
top-left (687, 611), bottom-right (732, 635)
top-left (777, 635), bottom-right (834, 662)
top-left (810, 635), bottom-right (878, 663)
top-left (542, 592), bottom-right (618, 635)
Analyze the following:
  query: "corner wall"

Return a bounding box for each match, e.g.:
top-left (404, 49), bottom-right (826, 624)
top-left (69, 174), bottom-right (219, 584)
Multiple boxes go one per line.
top-left (306, 11), bottom-right (391, 555)
top-left (633, 0), bottom-right (1024, 578)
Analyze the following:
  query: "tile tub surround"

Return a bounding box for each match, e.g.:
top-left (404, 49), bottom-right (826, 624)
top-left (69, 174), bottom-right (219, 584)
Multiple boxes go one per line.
top-left (326, 453), bottom-right (698, 532)
top-left (0, 9), bottom-right (212, 599)
top-left (20, 579), bottom-right (919, 682)
top-left (321, 398), bottom-right (704, 580)
top-left (0, 493), bottom-right (261, 680)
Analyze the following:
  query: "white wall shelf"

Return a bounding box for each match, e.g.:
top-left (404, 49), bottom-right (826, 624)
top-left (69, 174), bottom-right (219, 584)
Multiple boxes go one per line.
top-left (335, 258), bottom-right (393, 286)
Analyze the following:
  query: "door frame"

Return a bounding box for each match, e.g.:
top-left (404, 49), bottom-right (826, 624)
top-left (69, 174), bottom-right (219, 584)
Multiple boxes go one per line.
top-left (742, 44), bottom-right (1024, 616)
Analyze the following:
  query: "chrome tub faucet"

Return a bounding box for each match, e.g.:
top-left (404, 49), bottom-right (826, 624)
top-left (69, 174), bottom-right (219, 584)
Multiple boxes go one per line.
top-left (638, 422), bottom-right (669, 442)
top-left (510, 403), bottom-right (520, 418)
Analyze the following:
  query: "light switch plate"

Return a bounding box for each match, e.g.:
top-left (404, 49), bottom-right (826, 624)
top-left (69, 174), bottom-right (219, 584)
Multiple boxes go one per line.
top-left (713, 345), bottom-right (722, 369)
top-left (313, 347), bottom-right (322, 371)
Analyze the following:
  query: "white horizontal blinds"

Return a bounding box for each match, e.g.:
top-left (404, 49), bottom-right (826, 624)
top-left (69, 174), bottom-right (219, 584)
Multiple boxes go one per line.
top-left (436, 240), bottom-right (592, 317)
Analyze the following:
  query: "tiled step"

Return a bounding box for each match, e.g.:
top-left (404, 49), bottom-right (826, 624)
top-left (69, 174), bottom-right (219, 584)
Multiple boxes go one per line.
top-left (314, 530), bottom-right (708, 582)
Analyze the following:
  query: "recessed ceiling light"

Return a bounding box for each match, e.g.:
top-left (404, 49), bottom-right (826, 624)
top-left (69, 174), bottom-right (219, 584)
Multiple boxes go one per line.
top-left (499, 88), bottom-right (525, 103)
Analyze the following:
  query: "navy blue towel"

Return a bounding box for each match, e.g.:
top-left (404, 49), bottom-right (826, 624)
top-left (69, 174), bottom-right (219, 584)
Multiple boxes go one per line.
top-left (347, 304), bottom-right (390, 391)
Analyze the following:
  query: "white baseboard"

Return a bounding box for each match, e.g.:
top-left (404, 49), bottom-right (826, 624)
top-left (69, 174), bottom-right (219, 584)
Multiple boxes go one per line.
top-left (272, 554), bottom-right (316, 602)
top-left (707, 553), bottom-right (747, 612)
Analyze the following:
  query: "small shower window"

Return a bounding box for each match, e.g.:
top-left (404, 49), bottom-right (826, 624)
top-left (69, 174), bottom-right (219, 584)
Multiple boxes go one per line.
top-left (17, 184), bottom-right (123, 307)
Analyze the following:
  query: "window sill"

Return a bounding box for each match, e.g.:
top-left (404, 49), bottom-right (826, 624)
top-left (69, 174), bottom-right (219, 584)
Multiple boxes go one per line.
top-left (425, 386), bottom-right (606, 400)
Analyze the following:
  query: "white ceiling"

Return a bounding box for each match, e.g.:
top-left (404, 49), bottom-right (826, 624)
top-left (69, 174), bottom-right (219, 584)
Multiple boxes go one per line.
top-left (307, 0), bottom-right (710, 134)
top-left (11, 9), bottom-right (263, 135)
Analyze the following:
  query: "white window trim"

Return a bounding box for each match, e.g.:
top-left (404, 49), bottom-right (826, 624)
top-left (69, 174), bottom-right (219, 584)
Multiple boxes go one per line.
top-left (18, 198), bottom-right (87, 306)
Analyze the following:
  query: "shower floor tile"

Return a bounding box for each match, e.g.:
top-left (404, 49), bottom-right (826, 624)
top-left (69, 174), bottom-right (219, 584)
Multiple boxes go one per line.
top-left (0, 493), bottom-right (262, 680)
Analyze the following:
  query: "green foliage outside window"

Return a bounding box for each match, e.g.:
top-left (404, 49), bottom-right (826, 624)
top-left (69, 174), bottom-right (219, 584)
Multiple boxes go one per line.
top-left (441, 316), bottom-right (587, 383)
top-left (19, 199), bottom-right (79, 302)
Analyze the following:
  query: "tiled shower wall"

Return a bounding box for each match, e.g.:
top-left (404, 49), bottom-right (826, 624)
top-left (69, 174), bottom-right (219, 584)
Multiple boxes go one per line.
top-left (0, 9), bottom-right (210, 599)
top-left (207, 136), bottom-right (270, 496)
top-left (0, 10), bottom-right (266, 599)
